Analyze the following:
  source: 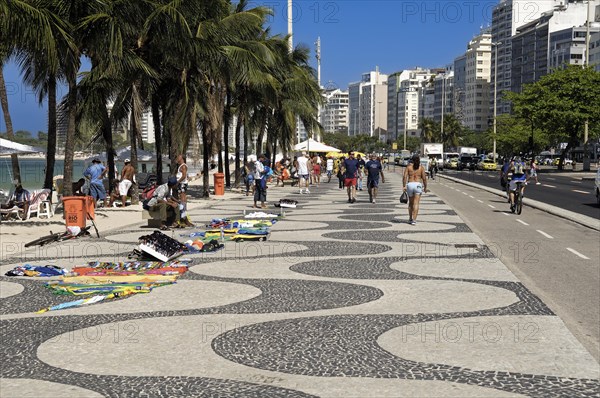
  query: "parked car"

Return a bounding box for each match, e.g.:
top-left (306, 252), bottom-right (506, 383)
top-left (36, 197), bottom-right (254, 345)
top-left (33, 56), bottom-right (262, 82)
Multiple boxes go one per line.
top-left (552, 158), bottom-right (573, 166)
top-left (446, 159), bottom-right (458, 169)
top-left (478, 159), bottom-right (498, 171)
top-left (457, 155), bottom-right (476, 171)
top-left (595, 169), bottom-right (600, 205)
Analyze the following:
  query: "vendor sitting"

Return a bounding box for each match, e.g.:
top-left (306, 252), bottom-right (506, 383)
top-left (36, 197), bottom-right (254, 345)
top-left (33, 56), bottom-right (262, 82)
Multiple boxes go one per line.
top-left (1, 184), bottom-right (31, 219)
top-left (276, 166), bottom-right (290, 187)
top-left (147, 176), bottom-right (180, 230)
top-left (72, 178), bottom-right (86, 196)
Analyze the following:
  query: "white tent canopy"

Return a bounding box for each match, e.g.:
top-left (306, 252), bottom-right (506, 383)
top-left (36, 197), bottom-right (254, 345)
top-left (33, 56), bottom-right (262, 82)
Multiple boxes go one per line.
top-left (294, 138), bottom-right (340, 153)
top-left (0, 138), bottom-right (45, 156)
top-left (85, 146), bottom-right (164, 164)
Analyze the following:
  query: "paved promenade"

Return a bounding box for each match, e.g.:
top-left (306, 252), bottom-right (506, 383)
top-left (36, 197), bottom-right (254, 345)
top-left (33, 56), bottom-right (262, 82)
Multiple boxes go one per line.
top-left (1, 171), bottom-right (599, 397)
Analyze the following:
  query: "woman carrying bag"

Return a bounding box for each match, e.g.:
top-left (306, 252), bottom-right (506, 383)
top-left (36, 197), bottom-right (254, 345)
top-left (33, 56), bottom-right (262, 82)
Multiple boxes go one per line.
top-left (402, 155), bottom-right (428, 225)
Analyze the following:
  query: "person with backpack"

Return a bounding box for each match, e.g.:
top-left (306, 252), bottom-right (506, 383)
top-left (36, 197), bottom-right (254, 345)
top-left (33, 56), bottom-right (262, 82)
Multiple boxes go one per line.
top-left (508, 156), bottom-right (527, 212)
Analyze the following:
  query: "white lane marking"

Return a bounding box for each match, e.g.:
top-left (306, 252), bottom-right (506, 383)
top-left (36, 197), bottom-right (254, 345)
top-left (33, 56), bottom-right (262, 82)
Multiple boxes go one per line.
top-left (547, 177), bottom-right (556, 180)
top-left (488, 204), bottom-right (495, 209)
top-left (542, 184), bottom-right (556, 188)
top-left (477, 199), bottom-right (484, 203)
top-left (469, 195), bottom-right (474, 199)
top-left (462, 192), bottom-right (468, 195)
top-left (566, 248), bottom-right (590, 260)
top-left (536, 230), bottom-right (554, 239)
top-left (516, 219), bottom-right (529, 226)
top-left (501, 212), bottom-right (510, 216)
top-left (571, 181), bottom-right (581, 184)
top-left (573, 190), bottom-right (590, 194)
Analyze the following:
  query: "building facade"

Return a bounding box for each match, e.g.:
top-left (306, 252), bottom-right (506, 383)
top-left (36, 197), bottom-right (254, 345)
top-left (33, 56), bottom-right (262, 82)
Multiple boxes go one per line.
top-left (320, 88), bottom-right (349, 135)
top-left (348, 69), bottom-right (388, 139)
top-left (511, 1), bottom-right (596, 93)
top-left (491, 0), bottom-right (562, 115)
top-left (462, 31), bottom-right (492, 132)
top-left (453, 54), bottom-right (467, 123)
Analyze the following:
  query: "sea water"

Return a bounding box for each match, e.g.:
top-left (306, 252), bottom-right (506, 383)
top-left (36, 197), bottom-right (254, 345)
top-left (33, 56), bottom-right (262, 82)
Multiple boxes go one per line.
top-left (0, 158), bottom-right (85, 194)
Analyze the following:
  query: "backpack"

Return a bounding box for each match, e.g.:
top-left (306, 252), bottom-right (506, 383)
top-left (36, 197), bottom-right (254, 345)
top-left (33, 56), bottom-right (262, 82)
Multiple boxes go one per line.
top-left (513, 161), bottom-right (525, 175)
top-left (141, 183), bottom-right (157, 200)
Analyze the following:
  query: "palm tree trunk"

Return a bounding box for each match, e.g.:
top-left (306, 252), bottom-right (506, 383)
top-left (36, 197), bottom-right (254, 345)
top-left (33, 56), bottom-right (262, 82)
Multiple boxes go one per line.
top-left (0, 68), bottom-right (21, 184)
top-left (43, 75), bottom-right (57, 190)
top-left (62, 72), bottom-right (78, 197)
top-left (202, 120), bottom-right (210, 197)
top-left (234, 112), bottom-right (243, 187)
top-left (100, 105), bottom-right (115, 193)
top-left (223, 92), bottom-right (231, 187)
top-left (152, 97), bottom-right (163, 185)
top-left (129, 83), bottom-right (141, 204)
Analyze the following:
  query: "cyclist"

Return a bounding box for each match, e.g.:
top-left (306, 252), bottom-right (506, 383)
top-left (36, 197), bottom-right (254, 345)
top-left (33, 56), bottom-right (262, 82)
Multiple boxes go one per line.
top-left (508, 156), bottom-right (527, 212)
top-left (500, 157), bottom-right (511, 202)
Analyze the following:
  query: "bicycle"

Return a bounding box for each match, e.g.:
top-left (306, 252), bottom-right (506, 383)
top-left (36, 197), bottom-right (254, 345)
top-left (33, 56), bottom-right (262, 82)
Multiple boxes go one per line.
top-left (510, 181), bottom-right (524, 215)
top-left (504, 172), bottom-right (513, 202)
top-left (25, 226), bottom-right (91, 248)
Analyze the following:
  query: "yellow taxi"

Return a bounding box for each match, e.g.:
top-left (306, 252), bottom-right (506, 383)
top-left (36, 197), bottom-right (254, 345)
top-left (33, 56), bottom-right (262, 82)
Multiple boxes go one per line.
top-left (479, 159), bottom-right (498, 171)
top-left (447, 159), bottom-right (458, 169)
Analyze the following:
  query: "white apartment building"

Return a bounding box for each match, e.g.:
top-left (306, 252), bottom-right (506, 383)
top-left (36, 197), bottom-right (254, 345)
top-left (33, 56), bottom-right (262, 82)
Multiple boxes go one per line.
top-left (387, 68), bottom-right (432, 143)
top-left (320, 88), bottom-right (349, 135)
top-left (348, 69), bottom-right (388, 139)
top-left (464, 31), bottom-right (492, 132)
top-left (140, 111), bottom-right (155, 143)
top-left (512, 1), bottom-right (599, 93)
top-left (491, 0), bottom-right (565, 115)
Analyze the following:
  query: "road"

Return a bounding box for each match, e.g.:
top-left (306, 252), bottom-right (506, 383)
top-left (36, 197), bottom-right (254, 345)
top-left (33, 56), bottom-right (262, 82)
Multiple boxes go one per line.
top-left (439, 168), bottom-right (600, 219)
top-left (429, 177), bottom-right (600, 361)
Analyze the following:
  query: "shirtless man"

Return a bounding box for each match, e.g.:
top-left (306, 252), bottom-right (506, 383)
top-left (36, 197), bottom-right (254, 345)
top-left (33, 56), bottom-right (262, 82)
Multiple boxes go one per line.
top-left (119, 159), bottom-right (135, 207)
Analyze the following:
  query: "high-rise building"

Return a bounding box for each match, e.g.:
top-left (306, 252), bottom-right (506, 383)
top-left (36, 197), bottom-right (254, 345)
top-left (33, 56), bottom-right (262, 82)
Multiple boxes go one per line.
top-left (388, 68), bottom-right (433, 143)
top-left (463, 30), bottom-right (492, 132)
top-left (511, 1), bottom-right (596, 93)
top-left (348, 68), bottom-right (388, 139)
top-left (140, 111), bottom-right (155, 143)
top-left (491, 0), bottom-right (563, 115)
top-left (433, 68), bottom-right (454, 124)
top-left (320, 88), bottom-right (349, 135)
top-left (590, 31), bottom-right (600, 71)
top-left (453, 54), bottom-right (467, 123)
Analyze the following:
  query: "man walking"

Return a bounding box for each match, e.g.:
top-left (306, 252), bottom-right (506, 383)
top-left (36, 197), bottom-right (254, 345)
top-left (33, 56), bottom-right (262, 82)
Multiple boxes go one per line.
top-left (365, 153), bottom-right (385, 204)
top-left (343, 152), bottom-right (359, 203)
top-left (356, 154), bottom-right (366, 191)
top-left (297, 152), bottom-right (310, 194)
top-left (119, 159), bottom-right (135, 207)
top-left (176, 155), bottom-right (193, 226)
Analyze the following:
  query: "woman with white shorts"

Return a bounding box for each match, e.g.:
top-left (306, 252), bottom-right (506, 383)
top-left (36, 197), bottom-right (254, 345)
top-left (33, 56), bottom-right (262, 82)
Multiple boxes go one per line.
top-left (402, 155), bottom-right (428, 225)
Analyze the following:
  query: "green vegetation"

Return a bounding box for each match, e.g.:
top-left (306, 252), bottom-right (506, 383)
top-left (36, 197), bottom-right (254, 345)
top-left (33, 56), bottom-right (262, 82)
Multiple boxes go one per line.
top-left (1, 0), bottom-right (322, 195)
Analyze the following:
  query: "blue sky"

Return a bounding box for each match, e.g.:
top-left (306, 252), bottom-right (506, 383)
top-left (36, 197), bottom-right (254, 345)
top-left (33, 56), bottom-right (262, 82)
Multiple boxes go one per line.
top-left (1, 0), bottom-right (496, 134)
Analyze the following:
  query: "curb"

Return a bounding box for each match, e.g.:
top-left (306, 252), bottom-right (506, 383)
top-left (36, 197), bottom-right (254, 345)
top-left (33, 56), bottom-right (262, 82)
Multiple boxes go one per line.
top-left (438, 174), bottom-right (600, 232)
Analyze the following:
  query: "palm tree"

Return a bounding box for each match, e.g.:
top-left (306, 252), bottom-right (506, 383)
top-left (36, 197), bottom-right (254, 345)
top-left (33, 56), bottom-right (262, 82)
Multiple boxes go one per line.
top-left (441, 114), bottom-right (463, 148)
top-left (0, 0), bottom-right (65, 186)
top-left (418, 118), bottom-right (438, 143)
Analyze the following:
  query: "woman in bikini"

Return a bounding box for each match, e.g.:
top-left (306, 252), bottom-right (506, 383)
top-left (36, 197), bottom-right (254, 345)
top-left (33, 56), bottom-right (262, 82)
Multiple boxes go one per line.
top-left (402, 155), bottom-right (428, 225)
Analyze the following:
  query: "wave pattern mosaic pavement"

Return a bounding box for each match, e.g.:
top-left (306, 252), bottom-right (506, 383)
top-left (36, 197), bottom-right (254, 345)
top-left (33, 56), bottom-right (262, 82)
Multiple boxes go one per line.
top-left (1, 172), bottom-right (598, 397)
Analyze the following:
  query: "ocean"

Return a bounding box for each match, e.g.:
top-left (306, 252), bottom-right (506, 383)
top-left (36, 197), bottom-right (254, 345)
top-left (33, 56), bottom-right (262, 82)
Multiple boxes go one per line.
top-left (0, 158), bottom-right (85, 194)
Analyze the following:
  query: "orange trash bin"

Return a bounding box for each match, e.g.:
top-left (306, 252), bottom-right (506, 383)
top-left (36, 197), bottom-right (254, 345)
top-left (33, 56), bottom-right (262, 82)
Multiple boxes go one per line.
top-left (62, 196), bottom-right (87, 228)
top-left (214, 173), bottom-right (225, 196)
top-left (85, 195), bottom-right (95, 220)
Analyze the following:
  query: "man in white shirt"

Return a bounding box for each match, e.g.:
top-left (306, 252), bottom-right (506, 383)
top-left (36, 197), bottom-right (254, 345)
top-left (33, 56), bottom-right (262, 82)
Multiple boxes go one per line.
top-left (326, 156), bottom-right (334, 183)
top-left (147, 177), bottom-right (180, 229)
top-left (296, 152), bottom-right (310, 194)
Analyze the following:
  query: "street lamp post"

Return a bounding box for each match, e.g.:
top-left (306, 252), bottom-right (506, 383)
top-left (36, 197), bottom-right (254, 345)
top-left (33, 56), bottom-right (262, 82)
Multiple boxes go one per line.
top-left (583, 0), bottom-right (591, 171)
top-left (492, 41), bottom-right (502, 164)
